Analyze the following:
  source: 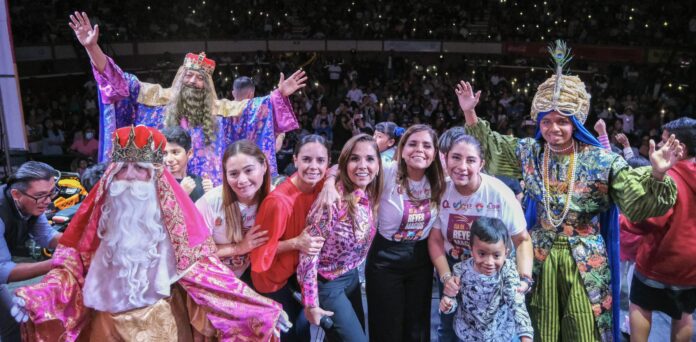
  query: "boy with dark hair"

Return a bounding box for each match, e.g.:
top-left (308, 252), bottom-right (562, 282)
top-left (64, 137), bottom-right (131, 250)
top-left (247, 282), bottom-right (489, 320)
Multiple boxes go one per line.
top-left (440, 217), bottom-right (533, 342)
top-left (623, 117), bottom-right (696, 342)
top-left (161, 126), bottom-right (212, 202)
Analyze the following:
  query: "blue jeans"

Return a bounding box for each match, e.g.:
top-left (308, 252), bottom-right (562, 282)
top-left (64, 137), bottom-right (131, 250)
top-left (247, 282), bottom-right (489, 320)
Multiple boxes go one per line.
top-left (263, 278), bottom-right (310, 342)
top-left (437, 254), bottom-right (459, 342)
top-left (317, 269), bottom-right (367, 342)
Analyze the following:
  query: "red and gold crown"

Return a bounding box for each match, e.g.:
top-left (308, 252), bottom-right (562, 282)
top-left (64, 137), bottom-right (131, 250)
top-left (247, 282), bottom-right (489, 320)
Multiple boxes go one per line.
top-left (111, 126), bottom-right (166, 164)
top-left (183, 52), bottom-right (216, 75)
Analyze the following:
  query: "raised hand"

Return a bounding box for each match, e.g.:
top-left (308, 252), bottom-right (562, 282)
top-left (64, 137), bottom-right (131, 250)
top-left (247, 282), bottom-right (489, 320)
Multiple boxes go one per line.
top-left (649, 134), bottom-right (684, 180)
top-left (201, 177), bottom-right (214, 193)
top-left (278, 70), bottom-right (308, 97)
top-left (180, 176), bottom-right (196, 195)
top-left (454, 81), bottom-right (481, 114)
top-left (68, 12), bottom-right (99, 48)
top-left (615, 133), bottom-right (630, 148)
top-left (593, 119), bottom-right (607, 136)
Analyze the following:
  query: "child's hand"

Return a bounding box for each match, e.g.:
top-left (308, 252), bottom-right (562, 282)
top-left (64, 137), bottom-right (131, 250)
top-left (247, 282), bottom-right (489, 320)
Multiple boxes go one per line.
top-left (202, 177), bottom-right (214, 193)
top-left (439, 296), bottom-right (456, 314)
top-left (180, 176), bottom-right (196, 195)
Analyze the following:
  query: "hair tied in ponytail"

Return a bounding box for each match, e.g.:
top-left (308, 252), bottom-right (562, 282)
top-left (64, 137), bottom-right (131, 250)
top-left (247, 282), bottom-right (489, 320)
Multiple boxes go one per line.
top-left (394, 127), bottom-right (405, 138)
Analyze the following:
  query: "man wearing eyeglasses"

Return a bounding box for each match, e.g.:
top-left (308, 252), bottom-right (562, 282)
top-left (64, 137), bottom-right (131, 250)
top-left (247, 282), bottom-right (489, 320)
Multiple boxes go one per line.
top-left (0, 161), bottom-right (62, 342)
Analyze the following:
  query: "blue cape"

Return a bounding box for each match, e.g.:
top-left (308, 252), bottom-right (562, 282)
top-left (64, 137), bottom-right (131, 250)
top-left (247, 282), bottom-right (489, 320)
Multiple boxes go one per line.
top-left (525, 111), bottom-right (621, 342)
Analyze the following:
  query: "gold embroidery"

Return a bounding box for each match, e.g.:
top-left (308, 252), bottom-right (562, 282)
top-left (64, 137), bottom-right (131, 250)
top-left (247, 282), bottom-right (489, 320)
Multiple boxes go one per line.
top-left (137, 82), bottom-right (173, 107)
top-left (215, 99), bottom-right (249, 117)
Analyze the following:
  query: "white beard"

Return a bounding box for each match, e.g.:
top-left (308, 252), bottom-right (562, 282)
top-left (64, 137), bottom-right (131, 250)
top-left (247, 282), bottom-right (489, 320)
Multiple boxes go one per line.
top-left (83, 179), bottom-right (178, 313)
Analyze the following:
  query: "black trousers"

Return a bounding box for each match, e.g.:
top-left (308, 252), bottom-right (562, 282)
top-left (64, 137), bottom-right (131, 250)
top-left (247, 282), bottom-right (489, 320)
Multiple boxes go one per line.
top-left (263, 277), bottom-right (311, 342)
top-left (365, 234), bottom-right (433, 342)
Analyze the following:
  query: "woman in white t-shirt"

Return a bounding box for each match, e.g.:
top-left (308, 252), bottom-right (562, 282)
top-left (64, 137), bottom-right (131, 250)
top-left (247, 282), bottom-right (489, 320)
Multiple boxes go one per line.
top-left (196, 140), bottom-right (271, 285)
top-left (367, 124), bottom-right (446, 341)
top-left (428, 131), bottom-right (533, 342)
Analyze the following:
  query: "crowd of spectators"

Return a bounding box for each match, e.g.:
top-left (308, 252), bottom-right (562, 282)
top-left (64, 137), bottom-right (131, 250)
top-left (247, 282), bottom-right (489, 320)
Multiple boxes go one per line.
top-left (9, 0), bottom-right (696, 45)
top-left (20, 49), bottom-right (695, 176)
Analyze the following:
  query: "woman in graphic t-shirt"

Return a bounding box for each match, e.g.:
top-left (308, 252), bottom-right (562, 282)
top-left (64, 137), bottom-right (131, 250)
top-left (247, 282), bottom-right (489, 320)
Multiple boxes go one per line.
top-left (428, 130), bottom-right (533, 342)
top-left (196, 140), bottom-right (272, 285)
top-left (323, 124), bottom-right (446, 341)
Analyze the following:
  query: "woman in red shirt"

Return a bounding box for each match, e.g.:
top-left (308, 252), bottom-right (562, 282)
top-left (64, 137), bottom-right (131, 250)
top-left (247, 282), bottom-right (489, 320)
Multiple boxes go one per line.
top-left (251, 134), bottom-right (330, 342)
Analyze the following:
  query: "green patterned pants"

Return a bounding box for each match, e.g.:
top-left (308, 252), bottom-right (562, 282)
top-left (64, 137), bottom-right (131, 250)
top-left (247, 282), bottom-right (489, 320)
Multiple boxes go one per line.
top-left (529, 236), bottom-right (601, 342)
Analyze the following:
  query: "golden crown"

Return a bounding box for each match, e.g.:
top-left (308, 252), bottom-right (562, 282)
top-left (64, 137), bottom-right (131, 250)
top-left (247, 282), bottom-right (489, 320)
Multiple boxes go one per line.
top-left (111, 126), bottom-right (166, 164)
top-left (183, 52), bottom-right (216, 75)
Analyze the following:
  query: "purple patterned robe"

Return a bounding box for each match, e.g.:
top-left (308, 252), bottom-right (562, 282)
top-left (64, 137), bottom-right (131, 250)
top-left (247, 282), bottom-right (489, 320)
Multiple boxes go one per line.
top-left (94, 57), bottom-right (298, 183)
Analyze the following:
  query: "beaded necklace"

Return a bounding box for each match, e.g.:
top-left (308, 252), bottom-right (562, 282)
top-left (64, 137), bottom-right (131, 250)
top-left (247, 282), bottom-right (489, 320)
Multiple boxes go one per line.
top-left (542, 141), bottom-right (577, 227)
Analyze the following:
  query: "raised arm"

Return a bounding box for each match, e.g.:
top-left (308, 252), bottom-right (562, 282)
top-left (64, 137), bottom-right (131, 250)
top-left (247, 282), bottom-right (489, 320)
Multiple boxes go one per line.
top-left (70, 11), bottom-right (132, 106)
top-left (455, 81), bottom-right (522, 179)
top-left (69, 12), bottom-right (107, 73)
top-left (610, 134), bottom-right (682, 221)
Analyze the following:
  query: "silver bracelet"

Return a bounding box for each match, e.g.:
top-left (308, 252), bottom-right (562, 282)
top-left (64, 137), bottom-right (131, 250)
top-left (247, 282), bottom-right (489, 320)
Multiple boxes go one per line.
top-left (440, 271), bottom-right (453, 284)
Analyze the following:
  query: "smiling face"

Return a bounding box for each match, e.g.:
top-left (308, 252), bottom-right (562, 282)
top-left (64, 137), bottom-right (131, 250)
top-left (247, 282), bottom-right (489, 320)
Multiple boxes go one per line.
top-left (183, 69), bottom-right (206, 89)
top-left (345, 141), bottom-right (380, 190)
top-left (293, 142), bottom-right (329, 189)
top-left (225, 153), bottom-right (267, 205)
top-left (163, 142), bottom-right (191, 179)
top-left (471, 236), bottom-right (507, 276)
top-left (539, 111), bottom-right (574, 148)
top-left (401, 130), bottom-right (435, 173)
top-left (446, 142), bottom-right (484, 195)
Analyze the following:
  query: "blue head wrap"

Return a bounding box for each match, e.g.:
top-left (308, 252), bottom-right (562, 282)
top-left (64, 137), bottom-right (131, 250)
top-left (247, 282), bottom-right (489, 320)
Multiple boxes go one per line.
top-left (525, 110), bottom-right (621, 341)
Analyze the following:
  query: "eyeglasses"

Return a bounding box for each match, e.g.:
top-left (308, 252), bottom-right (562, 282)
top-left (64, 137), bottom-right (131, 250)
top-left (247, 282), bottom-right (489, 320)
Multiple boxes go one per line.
top-left (19, 187), bottom-right (60, 204)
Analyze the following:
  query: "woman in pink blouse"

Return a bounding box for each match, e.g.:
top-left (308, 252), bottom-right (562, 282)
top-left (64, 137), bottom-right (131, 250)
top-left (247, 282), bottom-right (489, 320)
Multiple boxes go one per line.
top-left (296, 134), bottom-right (383, 342)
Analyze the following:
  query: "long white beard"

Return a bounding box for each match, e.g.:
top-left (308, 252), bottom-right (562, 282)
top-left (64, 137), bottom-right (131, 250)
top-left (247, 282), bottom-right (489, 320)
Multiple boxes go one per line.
top-left (83, 179), bottom-right (177, 313)
top-left (99, 180), bottom-right (166, 304)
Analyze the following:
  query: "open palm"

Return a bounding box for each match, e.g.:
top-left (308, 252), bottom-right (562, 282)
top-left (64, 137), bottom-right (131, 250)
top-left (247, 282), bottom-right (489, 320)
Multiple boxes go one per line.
top-left (68, 12), bottom-right (99, 48)
top-left (649, 134), bottom-right (684, 174)
top-left (278, 69), bottom-right (308, 97)
top-left (454, 81), bottom-right (481, 113)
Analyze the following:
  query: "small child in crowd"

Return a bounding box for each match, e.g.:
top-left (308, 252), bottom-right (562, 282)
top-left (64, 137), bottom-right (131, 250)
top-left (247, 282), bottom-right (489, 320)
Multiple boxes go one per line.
top-left (440, 217), bottom-right (533, 342)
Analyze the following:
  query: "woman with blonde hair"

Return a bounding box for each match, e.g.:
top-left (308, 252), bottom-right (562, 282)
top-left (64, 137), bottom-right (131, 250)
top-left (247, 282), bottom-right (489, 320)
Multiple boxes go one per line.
top-left (196, 140), bottom-right (271, 284)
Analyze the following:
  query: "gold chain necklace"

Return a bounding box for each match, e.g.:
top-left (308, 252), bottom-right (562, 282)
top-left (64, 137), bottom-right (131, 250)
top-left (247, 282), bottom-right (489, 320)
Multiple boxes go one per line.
top-left (542, 142), bottom-right (577, 227)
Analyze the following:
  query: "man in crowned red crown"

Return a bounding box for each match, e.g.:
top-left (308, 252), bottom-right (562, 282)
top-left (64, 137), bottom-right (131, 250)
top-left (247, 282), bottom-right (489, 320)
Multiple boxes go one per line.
top-left (68, 11), bottom-right (307, 183)
top-left (11, 126), bottom-right (291, 341)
